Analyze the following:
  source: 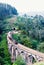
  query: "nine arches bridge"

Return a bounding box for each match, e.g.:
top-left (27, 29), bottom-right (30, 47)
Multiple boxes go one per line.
top-left (7, 31), bottom-right (44, 65)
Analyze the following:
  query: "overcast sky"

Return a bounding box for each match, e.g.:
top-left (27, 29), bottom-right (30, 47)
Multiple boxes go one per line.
top-left (0, 0), bottom-right (44, 14)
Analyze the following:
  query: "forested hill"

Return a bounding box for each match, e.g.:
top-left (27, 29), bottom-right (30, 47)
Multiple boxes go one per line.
top-left (0, 3), bottom-right (18, 20)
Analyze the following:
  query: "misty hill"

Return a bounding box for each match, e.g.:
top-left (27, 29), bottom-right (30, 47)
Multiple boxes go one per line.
top-left (0, 3), bottom-right (18, 20)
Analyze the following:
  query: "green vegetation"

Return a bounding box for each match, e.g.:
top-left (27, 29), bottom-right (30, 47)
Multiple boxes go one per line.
top-left (33, 62), bottom-right (44, 65)
top-left (0, 3), bottom-right (18, 65)
top-left (14, 15), bottom-right (44, 51)
top-left (37, 42), bottom-right (44, 53)
top-left (0, 33), bottom-right (11, 65)
top-left (13, 55), bottom-right (26, 65)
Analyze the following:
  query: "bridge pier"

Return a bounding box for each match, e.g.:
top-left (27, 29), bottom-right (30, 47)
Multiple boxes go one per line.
top-left (25, 54), bottom-right (33, 65)
top-left (11, 46), bottom-right (21, 62)
top-left (11, 45), bottom-right (18, 62)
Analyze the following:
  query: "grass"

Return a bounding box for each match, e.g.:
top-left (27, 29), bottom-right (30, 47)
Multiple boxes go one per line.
top-left (33, 61), bottom-right (44, 65)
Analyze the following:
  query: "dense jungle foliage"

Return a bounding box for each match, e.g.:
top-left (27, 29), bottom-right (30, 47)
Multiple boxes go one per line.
top-left (13, 15), bottom-right (44, 51)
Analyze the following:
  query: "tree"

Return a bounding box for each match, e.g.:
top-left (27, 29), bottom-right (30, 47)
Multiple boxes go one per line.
top-left (37, 42), bottom-right (44, 53)
top-left (31, 39), bottom-right (39, 50)
top-left (0, 20), bottom-right (6, 34)
top-left (20, 36), bottom-right (32, 48)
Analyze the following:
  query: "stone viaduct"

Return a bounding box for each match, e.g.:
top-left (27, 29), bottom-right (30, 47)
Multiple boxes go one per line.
top-left (7, 31), bottom-right (44, 65)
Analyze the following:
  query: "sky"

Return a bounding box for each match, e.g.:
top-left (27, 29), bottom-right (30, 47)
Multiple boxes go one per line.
top-left (0, 0), bottom-right (44, 14)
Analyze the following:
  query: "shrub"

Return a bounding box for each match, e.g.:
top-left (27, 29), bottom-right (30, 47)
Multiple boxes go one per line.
top-left (13, 55), bottom-right (26, 65)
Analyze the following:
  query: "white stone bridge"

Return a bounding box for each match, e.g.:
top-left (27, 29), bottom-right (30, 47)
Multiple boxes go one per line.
top-left (7, 31), bottom-right (44, 65)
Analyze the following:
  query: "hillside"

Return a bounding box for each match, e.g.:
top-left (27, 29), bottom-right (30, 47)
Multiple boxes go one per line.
top-left (0, 3), bottom-right (18, 20)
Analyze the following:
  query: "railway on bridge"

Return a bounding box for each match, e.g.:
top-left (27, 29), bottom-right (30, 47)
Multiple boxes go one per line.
top-left (7, 31), bottom-right (44, 65)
